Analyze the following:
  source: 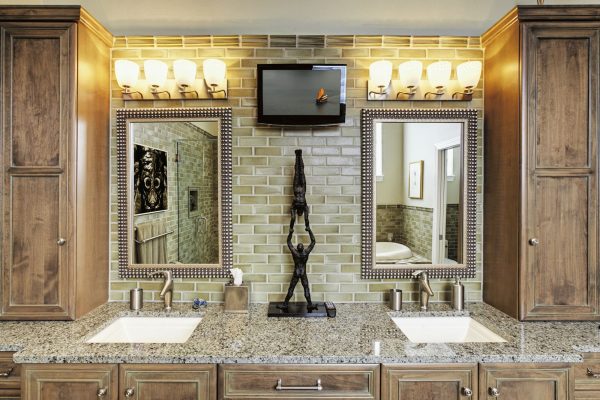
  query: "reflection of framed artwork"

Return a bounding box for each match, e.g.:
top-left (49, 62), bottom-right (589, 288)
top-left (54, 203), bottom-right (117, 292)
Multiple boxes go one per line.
top-left (133, 144), bottom-right (168, 214)
top-left (188, 187), bottom-right (200, 217)
top-left (408, 160), bottom-right (424, 199)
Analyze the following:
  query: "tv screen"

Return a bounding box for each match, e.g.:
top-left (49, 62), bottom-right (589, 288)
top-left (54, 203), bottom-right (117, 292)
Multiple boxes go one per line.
top-left (257, 64), bottom-right (347, 125)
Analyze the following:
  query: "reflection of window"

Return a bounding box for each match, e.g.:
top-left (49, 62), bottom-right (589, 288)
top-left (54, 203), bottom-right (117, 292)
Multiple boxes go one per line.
top-left (446, 147), bottom-right (455, 181)
top-left (375, 123), bottom-right (383, 180)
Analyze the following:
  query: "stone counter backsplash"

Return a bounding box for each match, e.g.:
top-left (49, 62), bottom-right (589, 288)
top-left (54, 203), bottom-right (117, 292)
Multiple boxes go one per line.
top-left (109, 34), bottom-right (484, 304)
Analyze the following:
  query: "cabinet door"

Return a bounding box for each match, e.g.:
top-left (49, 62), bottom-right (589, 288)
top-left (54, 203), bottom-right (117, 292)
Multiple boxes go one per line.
top-left (22, 364), bottom-right (118, 400)
top-left (480, 364), bottom-right (571, 400)
top-left (0, 24), bottom-right (74, 319)
top-left (381, 364), bottom-right (476, 400)
top-left (119, 364), bottom-right (216, 400)
top-left (523, 25), bottom-right (600, 320)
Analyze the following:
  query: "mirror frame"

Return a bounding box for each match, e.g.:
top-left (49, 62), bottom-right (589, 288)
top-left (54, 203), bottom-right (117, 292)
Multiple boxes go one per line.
top-left (360, 108), bottom-right (478, 279)
top-left (116, 107), bottom-right (233, 279)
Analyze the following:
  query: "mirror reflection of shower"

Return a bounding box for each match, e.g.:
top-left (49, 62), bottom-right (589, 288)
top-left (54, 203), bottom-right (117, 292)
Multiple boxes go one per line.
top-left (130, 121), bottom-right (219, 265)
top-left (176, 132), bottom-right (219, 265)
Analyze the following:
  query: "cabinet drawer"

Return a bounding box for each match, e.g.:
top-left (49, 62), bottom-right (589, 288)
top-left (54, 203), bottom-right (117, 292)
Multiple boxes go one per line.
top-left (576, 355), bottom-right (600, 390)
top-left (218, 364), bottom-right (379, 399)
top-left (0, 353), bottom-right (19, 393)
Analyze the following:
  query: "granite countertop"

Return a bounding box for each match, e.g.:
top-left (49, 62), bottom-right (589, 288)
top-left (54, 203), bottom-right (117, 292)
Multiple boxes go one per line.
top-left (1, 302), bottom-right (600, 364)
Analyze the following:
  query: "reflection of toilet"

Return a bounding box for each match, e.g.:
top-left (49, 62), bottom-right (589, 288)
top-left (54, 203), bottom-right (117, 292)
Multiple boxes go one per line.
top-left (376, 242), bottom-right (412, 261)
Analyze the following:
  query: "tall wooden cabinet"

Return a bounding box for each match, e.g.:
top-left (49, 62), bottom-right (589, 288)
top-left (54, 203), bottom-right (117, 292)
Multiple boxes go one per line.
top-left (483, 6), bottom-right (600, 321)
top-left (0, 7), bottom-right (111, 320)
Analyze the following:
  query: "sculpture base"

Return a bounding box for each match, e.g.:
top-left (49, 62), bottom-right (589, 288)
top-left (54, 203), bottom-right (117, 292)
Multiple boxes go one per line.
top-left (267, 302), bottom-right (327, 318)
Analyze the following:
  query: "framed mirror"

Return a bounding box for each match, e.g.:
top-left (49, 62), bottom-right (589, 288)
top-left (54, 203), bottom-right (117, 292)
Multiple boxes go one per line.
top-left (360, 109), bottom-right (478, 279)
top-left (116, 107), bottom-right (232, 278)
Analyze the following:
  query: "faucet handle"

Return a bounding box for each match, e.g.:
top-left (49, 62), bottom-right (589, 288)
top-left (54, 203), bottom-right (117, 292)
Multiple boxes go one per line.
top-left (412, 270), bottom-right (425, 278)
top-left (148, 270), bottom-right (172, 280)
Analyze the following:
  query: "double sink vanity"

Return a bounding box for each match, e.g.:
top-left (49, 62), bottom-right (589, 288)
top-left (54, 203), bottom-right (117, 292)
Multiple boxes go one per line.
top-left (0, 302), bottom-right (599, 399)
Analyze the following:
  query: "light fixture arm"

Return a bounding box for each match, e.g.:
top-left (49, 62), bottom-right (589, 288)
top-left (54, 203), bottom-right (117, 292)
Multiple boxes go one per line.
top-left (395, 86), bottom-right (417, 99)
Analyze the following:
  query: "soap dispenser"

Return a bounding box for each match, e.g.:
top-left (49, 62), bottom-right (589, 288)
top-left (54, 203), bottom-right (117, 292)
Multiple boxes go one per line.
top-left (451, 277), bottom-right (464, 311)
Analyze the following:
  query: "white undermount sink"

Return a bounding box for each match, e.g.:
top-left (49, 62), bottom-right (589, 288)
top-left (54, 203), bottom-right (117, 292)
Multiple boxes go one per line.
top-left (87, 317), bottom-right (202, 344)
top-left (391, 317), bottom-right (506, 343)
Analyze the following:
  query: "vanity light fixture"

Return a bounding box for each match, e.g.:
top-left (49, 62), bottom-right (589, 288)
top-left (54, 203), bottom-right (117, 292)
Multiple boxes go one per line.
top-left (203, 59), bottom-right (227, 97)
top-left (115, 58), bottom-right (228, 101)
top-left (396, 61), bottom-right (422, 99)
top-left (173, 59), bottom-right (199, 97)
top-left (453, 61), bottom-right (482, 100)
top-left (115, 60), bottom-right (143, 98)
top-left (368, 60), bottom-right (393, 97)
top-left (144, 60), bottom-right (171, 98)
top-left (425, 61), bottom-right (452, 98)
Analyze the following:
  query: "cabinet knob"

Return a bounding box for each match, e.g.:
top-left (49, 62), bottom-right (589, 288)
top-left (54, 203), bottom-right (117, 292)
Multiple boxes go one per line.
top-left (489, 387), bottom-right (500, 397)
top-left (124, 387), bottom-right (135, 398)
top-left (57, 238), bottom-right (66, 246)
top-left (96, 387), bottom-right (108, 398)
top-left (528, 238), bottom-right (539, 246)
top-left (461, 387), bottom-right (473, 397)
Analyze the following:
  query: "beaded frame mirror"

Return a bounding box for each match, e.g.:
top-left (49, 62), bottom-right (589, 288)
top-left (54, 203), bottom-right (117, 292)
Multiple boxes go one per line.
top-left (360, 108), bottom-right (478, 279)
top-left (116, 107), bottom-right (233, 279)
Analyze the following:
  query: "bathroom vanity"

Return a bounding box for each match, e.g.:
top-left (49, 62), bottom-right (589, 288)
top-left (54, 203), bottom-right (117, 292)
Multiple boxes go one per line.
top-left (0, 302), bottom-right (599, 400)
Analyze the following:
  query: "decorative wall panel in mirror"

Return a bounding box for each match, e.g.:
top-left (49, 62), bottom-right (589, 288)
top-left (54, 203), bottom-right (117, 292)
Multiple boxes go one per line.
top-left (361, 109), bottom-right (477, 279)
top-left (117, 108), bottom-right (232, 278)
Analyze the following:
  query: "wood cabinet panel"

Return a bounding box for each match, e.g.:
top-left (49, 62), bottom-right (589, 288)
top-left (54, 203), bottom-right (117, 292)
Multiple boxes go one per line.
top-left (2, 26), bottom-right (71, 168)
top-left (22, 364), bottom-right (118, 400)
top-left (219, 364), bottom-right (379, 399)
top-left (2, 176), bottom-right (69, 317)
top-left (533, 32), bottom-right (594, 169)
top-left (527, 176), bottom-right (597, 315)
top-left (480, 363), bottom-right (572, 400)
top-left (382, 364), bottom-right (476, 400)
top-left (119, 364), bottom-right (216, 400)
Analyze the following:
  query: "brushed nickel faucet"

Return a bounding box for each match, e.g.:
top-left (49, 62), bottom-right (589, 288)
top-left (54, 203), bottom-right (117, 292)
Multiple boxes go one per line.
top-left (412, 270), bottom-right (434, 311)
top-left (148, 270), bottom-right (173, 311)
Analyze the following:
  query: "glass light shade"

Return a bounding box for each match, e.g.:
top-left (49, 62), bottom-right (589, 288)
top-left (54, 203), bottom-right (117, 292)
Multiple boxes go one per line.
top-left (203, 59), bottom-right (226, 86)
top-left (457, 61), bottom-right (482, 89)
top-left (173, 59), bottom-right (197, 88)
top-left (115, 60), bottom-right (139, 89)
top-left (427, 61), bottom-right (452, 89)
top-left (399, 61), bottom-right (423, 88)
top-left (369, 60), bottom-right (393, 88)
top-left (143, 60), bottom-right (168, 88)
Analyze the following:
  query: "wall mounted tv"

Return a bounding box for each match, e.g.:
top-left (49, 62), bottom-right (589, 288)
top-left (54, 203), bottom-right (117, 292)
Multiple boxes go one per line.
top-left (257, 64), bottom-right (347, 125)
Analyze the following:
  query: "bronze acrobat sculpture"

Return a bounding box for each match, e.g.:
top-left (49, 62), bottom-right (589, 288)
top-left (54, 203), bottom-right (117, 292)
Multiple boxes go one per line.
top-left (279, 149), bottom-right (316, 310)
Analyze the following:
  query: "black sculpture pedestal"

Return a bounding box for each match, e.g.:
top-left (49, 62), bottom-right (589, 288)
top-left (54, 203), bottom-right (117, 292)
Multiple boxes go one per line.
top-left (267, 302), bottom-right (327, 318)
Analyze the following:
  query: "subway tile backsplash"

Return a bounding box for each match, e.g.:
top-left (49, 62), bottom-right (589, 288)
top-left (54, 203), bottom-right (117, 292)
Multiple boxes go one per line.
top-left (110, 35), bottom-right (484, 304)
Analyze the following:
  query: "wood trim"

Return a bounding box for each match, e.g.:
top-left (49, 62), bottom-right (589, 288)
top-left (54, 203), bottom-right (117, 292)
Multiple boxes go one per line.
top-left (0, 6), bottom-right (83, 22)
top-left (79, 8), bottom-right (113, 47)
top-left (482, 7), bottom-right (519, 46)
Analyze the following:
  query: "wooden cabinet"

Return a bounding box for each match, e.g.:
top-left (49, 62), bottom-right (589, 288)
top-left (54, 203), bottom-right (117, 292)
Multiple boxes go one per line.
top-left (0, 353), bottom-right (19, 399)
top-left (483, 6), bottom-right (600, 320)
top-left (119, 364), bottom-right (216, 400)
top-left (381, 364), bottom-right (477, 400)
top-left (479, 363), bottom-right (572, 400)
top-left (574, 354), bottom-right (600, 399)
top-left (22, 364), bottom-right (118, 400)
top-left (0, 7), bottom-right (112, 320)
top-left (218, 364), bottom-right (380, 399)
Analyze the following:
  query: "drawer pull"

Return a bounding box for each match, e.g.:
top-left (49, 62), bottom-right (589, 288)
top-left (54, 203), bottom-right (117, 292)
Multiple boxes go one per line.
top-left (275, 378), bottom-right (323, 391)
top-left (0, 367), bottom-right (13, 377)
top-left (124, 387), bottom-right (135, 397)
top-left (462, 387), bottom-right (473, 397)
top-left (97, 387), bottom-right (108, 397)
top-left (587, 368), bottom-right (600, 378)
top-left (489, 387), bottom-right (500, 397)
